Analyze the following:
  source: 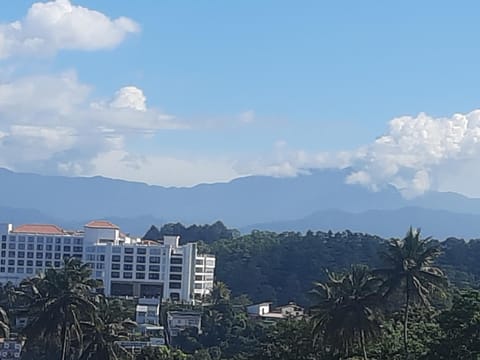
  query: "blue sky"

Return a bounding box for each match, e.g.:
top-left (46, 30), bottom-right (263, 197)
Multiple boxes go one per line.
top-left (2, 1), bottom-right (480, 196)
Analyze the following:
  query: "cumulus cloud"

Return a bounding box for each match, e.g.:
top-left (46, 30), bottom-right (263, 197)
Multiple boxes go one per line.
top-left (0, 0), bottom-right (139, 59)
top-left (255, 110), bottom-right (480, 197)
top-left (0, 72), bottom-right (183, 175)
top-left (110, 86), bottom-right (147, 112)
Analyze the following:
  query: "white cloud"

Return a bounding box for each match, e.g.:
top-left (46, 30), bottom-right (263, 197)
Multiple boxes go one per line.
top-left (0, 0), bottom-right (139, 59)
top-left (256, 109), bottom-right (480, 197)
top-left (0, 72), bottom-right (185, 176)
top-left (110, 86), bottom-right (147, 112)
top-left (238, 110), bottom-right (255, 124)
top-left (90, 150), bottom-right (240, 187)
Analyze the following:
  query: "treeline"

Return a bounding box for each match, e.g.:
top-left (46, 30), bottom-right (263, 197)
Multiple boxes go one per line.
top-left (143, 221), bottom-right (239, 244)
top-left (193, 229), bottom-right (480, 305)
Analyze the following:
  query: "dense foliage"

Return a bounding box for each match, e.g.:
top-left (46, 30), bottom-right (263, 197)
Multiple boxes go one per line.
top-left (143, 222), bottom-right (239, 244)
top-left (200, 229), bottom-right (480, 306)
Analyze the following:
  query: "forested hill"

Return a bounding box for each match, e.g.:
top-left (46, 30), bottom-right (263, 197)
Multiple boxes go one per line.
top-left (149, 223), bottom-right (480, 306)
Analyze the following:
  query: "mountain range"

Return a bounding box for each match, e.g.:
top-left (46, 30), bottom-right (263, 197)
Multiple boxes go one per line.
top-left (0, 167), bottom-right (479, 239)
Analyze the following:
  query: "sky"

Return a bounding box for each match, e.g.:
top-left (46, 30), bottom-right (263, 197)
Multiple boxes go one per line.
top-left (2, 1), bottom-right (480, 197)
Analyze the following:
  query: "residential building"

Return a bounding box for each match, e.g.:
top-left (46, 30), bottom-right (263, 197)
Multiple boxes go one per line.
top-left (0, 221), bottom-right (215, 303)
top-left (166, 311), bottom-right (202, 338)
top-left (0, 339), bottom-right (22, 359)
top-left (246, 302), bottom-right (304, 321)
top-left (136, 298), bottom-right (160, 325)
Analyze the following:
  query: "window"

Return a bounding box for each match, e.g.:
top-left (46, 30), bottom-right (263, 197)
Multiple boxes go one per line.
top-left (46, 237), bottom-right (53, 243)
top-left (63, 254), bottom-right (71, 259)
top-left (74, 238), bottom-right (83, 245)
top-left (195, 275), bottom-right (203, 281)
top-left (18, 236), bottom-right (25, 242)
top-left (36, 253), bottom-right (43, 259)
top-left (54, 253), bottom-right (61, 259)
top-left (137, 256), bottom-right (146, 263)
top-left (37, 237), bottom-right (44, 243)
top-left (196, 259), bottom-right (203, 265)
top-left (124, 255), bottom-right (133, 263)
top-left (148, 273), bottom-right (159, 280)
top-left (136, 273), bottom-right (145, 280)
top-left (8, 243), bottom-right (15, 250)
top-left (112, 255), bottom-right (121, 262)
top-left (64, 238), bottom-right (71, 244)
top-left (27, 237), bottom-right (34, 243)
top-left (195, 267), bottom-right (203, 273)
top-left (45, 261), bottom-right (52, 267)
top-left (1, 235), bottom-right (6, 242)
top-left (169, 282), bottom-right (181, 289)
top-left (17, 260), bottom-right (24, 266)
top-left (18, 244), bottom-right (25, 250)
top-left (95, 271), bottom-right (102, 278)
top-left (7, 260), bottom-right (14, 266)
top-left (26, 260), bottom-right (33, 266)
top-left (27, 252), bottom-right (34, 259)
top-left (205, 268), bottom-right (214, 273)
top-left (17, 251), bottom-right (25, 258)
top-left (112, 247), bottom-right (121, 253)
top-left (36, 244), bottom-right (43, 251)
top-left (123, 272), bottom-right (132, 279)
top-left (8, 251), bottom-right (15, 257)
top-left (36, 261), bottom-right (43, 267)
top-left (0, 244), bottom-right (5, 250)
top-left (17, 268), bottom-right (24, 274)
top-left (0, 267), bottom-right (4, 272)
top-left (73, 246), bottom-right (82, 253)
top-left (112, 263), bottom-right (120, 270)
top-left (170, 266), bottom-right (182, 273)
top-left (27, 244), bottom-right (34, 250)
top-left (124, 248), bottom-right (134, 254)
top-left (195, 283), bottom-right (203, 289)
top-left (55, 245), bottom-right (61, 252)
top-left (97, 255), bottom-right (105, 261)
top-left (137, 248), bottom-right (146, 254)
top-left (171, 257), bottom-right (183, 265)
top-left (54, 261), bottom-right (61, 267)
top-left (149, 265), bottom-right (160, 272)
top-left (86, 246), bottom-right (95, 252)
top-left (63, 246), bottom-right (71, 252)
top-left (149, 248), bottom-right (161, 255)
top-left (26, 268), bottom-right (33, 274)
top-left (170, 274), bottom-right (182, 281)
top-left (96, 263), bottom-right (104, 269)
top-left (112, 272), bottom-right (120, 278)
top-left (136, 264), bottom-right (145, 271)
top-left (149, 256), bottom-right (160, 264)
top-left (123, 264), bottom-right (133, 271)
top-left (46, 245), bottom-right (52, 251)
top-left (55, 238), bottom-right (62, 244)
top-left (96, 246), bottom-right (106, 253)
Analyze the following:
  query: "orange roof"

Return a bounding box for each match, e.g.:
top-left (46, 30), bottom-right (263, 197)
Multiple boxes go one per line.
top-left (13, 224), bottom-right (64, 235)
top-left (85, 220), bottom-right (119, 229)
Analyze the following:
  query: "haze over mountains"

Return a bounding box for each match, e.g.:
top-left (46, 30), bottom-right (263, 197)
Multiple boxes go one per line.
top-left (0, 167), bottom-right (479, 239)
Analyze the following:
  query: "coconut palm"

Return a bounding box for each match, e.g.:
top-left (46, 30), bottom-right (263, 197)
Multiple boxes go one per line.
top-left (375, 227), bottom-right (446, 360)
top-left (0, 306), bottom-right (9, 339)
top-left (79, 297), bottom-right (137, 360)
top-left (23, 258), bottom-right (99, 360)
top-left (310, 265), bottom-right (382, 360)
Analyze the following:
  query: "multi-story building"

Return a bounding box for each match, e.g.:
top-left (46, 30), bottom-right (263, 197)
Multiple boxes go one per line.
top-left (0, 221), bottom-right (215, 303)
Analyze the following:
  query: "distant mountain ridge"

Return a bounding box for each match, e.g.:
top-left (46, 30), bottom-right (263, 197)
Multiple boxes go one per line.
top-left (0, 167), bottom-right (480, 238)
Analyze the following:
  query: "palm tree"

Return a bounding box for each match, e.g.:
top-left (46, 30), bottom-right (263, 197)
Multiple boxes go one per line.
top-left (310, 265), bottom-right (382, 360)
top-left (210, 281), bottom-right (231, 304)
top-left (375, 228), bottom-right (446, 360)
top-left (23, 258), bottom-right (99, 360)
top-left (79, 297), bottom-right (137, 360)
top-left (0, 306), bottom-right (9, 339)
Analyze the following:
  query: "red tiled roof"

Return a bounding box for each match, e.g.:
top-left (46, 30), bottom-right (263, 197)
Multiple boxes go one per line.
top-left (85, 220), bottom-right (119, 229)
top-left (12, 224), bottom-right (64, 235)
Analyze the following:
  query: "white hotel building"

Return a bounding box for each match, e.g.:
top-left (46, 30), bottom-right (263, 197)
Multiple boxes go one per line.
top-left (0, 221), bottom-right (215, 302)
